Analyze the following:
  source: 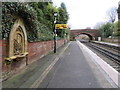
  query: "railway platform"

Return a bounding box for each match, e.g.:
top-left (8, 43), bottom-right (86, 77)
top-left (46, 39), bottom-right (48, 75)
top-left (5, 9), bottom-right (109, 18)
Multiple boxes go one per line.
top-left (2, 41), bottom-right (119, 88)
top-left (93, 41), bottom-right (120, 47)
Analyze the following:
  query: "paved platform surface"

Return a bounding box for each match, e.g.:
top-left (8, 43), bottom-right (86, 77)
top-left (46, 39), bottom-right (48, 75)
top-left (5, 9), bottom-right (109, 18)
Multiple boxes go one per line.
top-left (2, 43), bottom-right (69, 88)
top-left (2, 41), bottom-right (118, 88)
top-left (78, 41), bottom-right (119, 87)
top-left (39, 41), bottom-right (114, 88)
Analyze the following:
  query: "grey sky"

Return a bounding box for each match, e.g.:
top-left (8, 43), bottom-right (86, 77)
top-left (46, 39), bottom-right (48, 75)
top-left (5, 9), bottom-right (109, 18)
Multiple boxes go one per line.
top-left (53, 0), bottom-right (119, 29)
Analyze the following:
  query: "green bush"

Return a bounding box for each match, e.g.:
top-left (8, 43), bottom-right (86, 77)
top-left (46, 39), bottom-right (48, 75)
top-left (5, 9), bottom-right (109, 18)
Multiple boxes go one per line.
top-left (2, 2), bottom-right (53, 42)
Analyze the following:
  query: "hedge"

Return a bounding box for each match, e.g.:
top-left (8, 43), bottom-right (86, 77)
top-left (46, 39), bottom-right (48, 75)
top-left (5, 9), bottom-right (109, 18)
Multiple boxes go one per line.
top-left (2, 2), bottom-right (53, 42)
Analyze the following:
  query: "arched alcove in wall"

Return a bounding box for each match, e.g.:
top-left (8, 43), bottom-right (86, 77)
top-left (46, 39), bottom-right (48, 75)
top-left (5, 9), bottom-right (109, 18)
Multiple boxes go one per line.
top-left (6, 18), bottom-right (28, 61)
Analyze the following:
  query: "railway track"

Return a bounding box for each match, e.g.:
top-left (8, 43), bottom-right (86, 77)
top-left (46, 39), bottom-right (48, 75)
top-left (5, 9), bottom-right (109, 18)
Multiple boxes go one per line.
top-left (92, 42), bottom-right (120, 54)
top-left (80, 41), bottom-right (120, 72)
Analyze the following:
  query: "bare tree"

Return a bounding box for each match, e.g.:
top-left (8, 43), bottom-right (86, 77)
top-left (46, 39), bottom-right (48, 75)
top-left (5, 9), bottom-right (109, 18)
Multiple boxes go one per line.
top-left (93, 22), bottom-right (106, 29)
top-left (106, 7), bottom-right (117, 42)
top-left (86, 27), bottom-right (91, 29)
top-left (107, 7), bottom-right (117, 23)
top-left (118, 2), bottom-right (120, 19)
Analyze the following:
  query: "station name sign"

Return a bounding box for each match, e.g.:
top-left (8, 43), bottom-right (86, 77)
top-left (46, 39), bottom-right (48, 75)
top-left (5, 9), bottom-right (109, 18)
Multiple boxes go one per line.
top-left (55, 24), bottom-right (68, 29)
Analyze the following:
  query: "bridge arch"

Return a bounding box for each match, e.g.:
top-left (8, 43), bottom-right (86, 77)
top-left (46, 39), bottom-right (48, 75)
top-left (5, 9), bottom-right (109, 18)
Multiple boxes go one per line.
top-left (70, 29), bottom-right (99, 41)
top-left (79, 33), bottom-right (94, 40)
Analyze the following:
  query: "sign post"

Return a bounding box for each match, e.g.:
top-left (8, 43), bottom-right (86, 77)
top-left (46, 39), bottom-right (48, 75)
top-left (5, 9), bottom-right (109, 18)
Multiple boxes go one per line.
top-left (54, 24), bottom-right (68, 53)
top-left (55, 24), bottom-right (68, 29)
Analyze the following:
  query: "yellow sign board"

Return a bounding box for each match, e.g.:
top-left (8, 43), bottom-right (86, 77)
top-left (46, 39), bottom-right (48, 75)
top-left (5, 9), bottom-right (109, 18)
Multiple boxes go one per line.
top-left (55, 24), bottom-right (68, 29)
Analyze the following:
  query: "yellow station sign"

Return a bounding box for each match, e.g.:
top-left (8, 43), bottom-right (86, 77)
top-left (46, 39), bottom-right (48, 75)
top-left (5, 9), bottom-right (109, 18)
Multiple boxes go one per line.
top-left (55, 24), bottom-right (68, 29)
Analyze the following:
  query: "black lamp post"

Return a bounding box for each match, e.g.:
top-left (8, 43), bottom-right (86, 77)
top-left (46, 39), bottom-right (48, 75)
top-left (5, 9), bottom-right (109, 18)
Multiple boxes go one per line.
top-left (53, 12), bottom-right (57, 53)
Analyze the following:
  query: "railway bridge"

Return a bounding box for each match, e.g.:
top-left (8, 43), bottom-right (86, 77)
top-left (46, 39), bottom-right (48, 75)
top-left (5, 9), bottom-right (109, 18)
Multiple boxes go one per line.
top-left (70, 29), bottom-right (100, 41)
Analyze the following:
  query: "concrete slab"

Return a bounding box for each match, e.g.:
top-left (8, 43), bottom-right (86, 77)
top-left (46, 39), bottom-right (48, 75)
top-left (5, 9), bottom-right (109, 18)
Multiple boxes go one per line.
top-left (39, 41), bottom-right (113, 88)
top-left (77, 40), bottom-right (119, 87)
top-left (2, 42), bottom-right (70, 88)
top-left (94, 41), bottom-right (119, 47)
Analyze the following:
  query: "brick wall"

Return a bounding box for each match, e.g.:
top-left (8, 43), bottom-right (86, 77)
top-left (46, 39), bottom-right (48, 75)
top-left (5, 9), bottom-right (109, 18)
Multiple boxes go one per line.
top-left (28, 40), bottom-right (64, 64)
top-left (0, 40), bottom-right (7, 61)
top-left (28, 40), bottom-right (53, 64)
top-left (1, 39), bottom-right (65, 80)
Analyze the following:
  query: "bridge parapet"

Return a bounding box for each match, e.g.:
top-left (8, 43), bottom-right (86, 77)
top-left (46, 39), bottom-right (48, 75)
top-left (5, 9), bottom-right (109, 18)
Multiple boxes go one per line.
top-left (70, 29), bottom-right (100, 41)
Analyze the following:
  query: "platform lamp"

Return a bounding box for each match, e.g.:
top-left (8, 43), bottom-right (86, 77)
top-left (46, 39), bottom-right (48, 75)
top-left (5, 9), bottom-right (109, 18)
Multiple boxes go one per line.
top-left (53, 12), bottom-right (57, 53)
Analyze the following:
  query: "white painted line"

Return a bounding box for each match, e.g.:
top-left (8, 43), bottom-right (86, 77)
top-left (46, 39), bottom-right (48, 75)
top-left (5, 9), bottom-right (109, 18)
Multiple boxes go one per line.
top-left (30, 42), bottom-right (71, 88)
top-left (77, 41), bottom-right (119, 87)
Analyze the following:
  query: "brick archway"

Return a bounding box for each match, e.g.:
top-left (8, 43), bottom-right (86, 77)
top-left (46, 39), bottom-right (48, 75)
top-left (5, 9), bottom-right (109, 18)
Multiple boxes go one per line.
top-left (79, 33), bottom-right (94, 40)
top-left (70, 29), bottom-right (99, 41)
